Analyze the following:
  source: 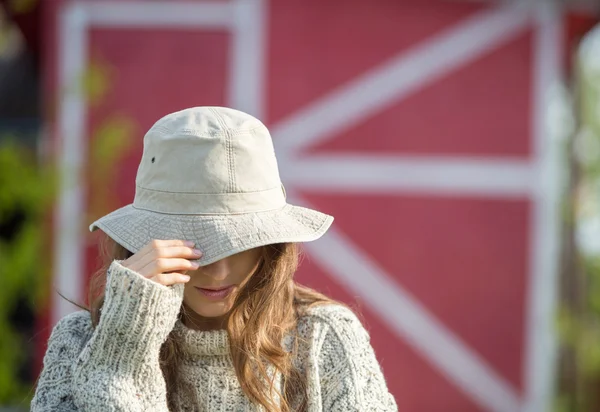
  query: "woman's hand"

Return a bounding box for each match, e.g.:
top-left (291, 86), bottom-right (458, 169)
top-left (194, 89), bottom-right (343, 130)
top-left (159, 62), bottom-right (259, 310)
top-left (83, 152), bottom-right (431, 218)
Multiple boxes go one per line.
top-left (121, 239), bottom-right (202, 286)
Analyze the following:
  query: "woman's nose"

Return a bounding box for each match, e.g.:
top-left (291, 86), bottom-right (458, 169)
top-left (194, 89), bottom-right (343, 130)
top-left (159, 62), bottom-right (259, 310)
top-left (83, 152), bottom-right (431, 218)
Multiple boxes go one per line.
top-left (200, 257), bottom-right (231, 280)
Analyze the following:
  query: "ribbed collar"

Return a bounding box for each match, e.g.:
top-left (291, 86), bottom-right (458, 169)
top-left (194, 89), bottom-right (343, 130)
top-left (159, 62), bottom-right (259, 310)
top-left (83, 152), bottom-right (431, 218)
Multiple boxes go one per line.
top-left (172, 320), bottom-right (230, 357)
top-left (172, 320), bottom-right (295, 357)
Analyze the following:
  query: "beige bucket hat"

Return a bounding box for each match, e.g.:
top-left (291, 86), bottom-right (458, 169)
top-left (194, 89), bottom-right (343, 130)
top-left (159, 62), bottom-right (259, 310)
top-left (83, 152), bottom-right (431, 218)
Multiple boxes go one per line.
top-left (89, 106), bottom-right (333, 265)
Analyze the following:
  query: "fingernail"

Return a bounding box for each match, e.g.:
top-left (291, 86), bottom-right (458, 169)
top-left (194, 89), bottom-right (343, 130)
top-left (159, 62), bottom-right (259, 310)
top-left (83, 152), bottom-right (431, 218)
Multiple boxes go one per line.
top-left (185, 240), bottom-right (195, 247)
top-left (182, 275), bottom-right (191, 282)
top-left (191, 261), bottom-right (200, 268)
top-left (193, 249), bottom-right (202, 256)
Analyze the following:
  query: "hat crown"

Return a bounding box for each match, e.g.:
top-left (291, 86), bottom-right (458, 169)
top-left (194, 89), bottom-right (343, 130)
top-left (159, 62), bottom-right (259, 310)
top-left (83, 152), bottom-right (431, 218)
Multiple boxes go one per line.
top-left (134, 107), bottom-right (285, 214)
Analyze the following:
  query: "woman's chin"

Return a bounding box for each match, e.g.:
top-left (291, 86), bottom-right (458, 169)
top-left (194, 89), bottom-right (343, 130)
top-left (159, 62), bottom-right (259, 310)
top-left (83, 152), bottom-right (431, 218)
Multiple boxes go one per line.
top-left (194, 306), bottom-right (230, 318)
top-left (184, 299), bottom-right (232, 319)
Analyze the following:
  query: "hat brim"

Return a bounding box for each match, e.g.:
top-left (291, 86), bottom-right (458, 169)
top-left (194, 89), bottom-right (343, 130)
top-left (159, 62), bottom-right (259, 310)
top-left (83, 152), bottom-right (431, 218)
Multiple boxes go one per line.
top-left (89, 203), bottom-right (333, 266)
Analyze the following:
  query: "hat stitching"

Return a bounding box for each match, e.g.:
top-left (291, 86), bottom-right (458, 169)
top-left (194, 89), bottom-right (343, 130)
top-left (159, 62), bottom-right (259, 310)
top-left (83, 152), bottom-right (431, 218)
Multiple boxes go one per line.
top-left (150, 124), bottom-right (268, 138)
top-left (227, 131), bottom-right (236, 192)
top-left (209, 107), bottom-right (236, 193)
top-left (110, 230), bottom-right (323, 264)
top-left (130, 201), bottom-right (288, 216)
top-left (112, 203), bottom-right (294, 221)
top-left (229, 134), bottom-right (236, 192)
top-left (98, 203), bottom-right (317, 227)
top-left (227, 214), bottom-right (244, 247)
top-left (95, 212), bottom-right (331, 263)
top-left (180, 126), bottom-right (267, 137)
top-left (123, 207), bottom-right (323, 236)
top-left (130, 202), bottom-right (290, 218)
top-left (173, 218), bottom-right (190, 247)
top-left (96, 209), bottom-right (327, 240)
top-left (151, 124), bottom-right (224, 138)
top-left (134, 184), bottom-right (282, 196)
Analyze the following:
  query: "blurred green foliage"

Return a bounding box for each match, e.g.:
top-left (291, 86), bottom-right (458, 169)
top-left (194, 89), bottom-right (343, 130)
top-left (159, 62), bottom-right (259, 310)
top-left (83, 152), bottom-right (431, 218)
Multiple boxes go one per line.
top-left (7, 0), bottom-right (38, 15)
top-left (0, 141), bottom-right (56, 403)
top-left (80, 56), bottom-right (137, 221)
top-left (555, 25), bottom-right (600, 412)
top-left (80, 55), bottom-right (114, 107)
top-left (0, 43), bottom-right (134, 404)
top-left (88, 115), bottom-right (136, 222)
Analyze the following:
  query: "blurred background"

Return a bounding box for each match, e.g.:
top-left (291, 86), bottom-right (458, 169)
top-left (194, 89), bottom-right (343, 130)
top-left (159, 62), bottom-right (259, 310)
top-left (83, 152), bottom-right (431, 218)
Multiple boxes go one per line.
top-left (1, 0), bottom-right (600, 411)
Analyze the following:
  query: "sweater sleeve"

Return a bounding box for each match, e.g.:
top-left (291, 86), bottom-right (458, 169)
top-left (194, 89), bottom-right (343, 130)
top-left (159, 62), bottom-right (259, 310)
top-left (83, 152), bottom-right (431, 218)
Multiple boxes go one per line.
top-left (32, 260), bottom-right (183, 412)
top-left (31, 311), bottom-right (94, 411)
top-left (71, 260), bottom-right (183, 411)
top-left (314, 306), bottom-right (398, 412)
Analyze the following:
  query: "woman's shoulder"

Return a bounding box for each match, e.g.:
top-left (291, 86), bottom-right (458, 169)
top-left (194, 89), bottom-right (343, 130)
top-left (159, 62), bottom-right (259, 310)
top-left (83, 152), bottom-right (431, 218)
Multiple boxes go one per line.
top-left (294, 307), bottom-right (397, 410)
top-left (47, 310), bottom-right (94, 347)
top-left (301, 303), bottom-right (362, 325)
top-left (296, 303), bottom-right (370, 344)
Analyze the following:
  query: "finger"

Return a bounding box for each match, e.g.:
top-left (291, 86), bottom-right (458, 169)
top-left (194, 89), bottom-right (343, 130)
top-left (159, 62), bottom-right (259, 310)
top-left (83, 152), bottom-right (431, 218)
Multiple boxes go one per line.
top-left (149, 272), bottom-right (191, 286)
top-left (138, 258), bottom-right (200, 278)
top-left (130, 246), bottom-right (201, 273)
top-left (152, 246), bottom-right (202, 260)
top-left (138, 239), bottom-right (196, 259)
top-left (126, 240), bottom-right (199, 272)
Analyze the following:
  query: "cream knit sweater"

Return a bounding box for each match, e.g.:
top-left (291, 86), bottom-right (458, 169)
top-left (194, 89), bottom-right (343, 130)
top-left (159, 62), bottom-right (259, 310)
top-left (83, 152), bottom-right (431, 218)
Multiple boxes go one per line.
top-left (31, 261), bottom-right (398, 411)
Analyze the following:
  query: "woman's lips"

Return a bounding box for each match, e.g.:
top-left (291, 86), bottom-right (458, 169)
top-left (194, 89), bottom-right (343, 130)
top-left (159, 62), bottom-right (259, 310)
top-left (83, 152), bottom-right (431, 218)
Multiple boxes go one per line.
top-left (194, 285), bottom-right (234, 300)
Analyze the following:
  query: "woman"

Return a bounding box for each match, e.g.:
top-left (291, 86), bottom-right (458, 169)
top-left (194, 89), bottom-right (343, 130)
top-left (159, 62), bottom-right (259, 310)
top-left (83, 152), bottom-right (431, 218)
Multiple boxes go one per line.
top-left (32, 107), bottom-right (398, 411)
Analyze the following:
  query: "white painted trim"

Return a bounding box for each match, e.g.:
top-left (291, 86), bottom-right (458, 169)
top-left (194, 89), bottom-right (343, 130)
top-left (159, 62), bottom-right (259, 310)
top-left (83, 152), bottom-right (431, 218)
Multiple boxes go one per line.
top-left (294, 194), bottom-right (521, 412)
top-left (270, 2), bottom-right (533, 158)
top-left (53, 2), bottom-right (88, 325)
top-left (522, 1), bottom-right (563, 411)
top-left (228, 0), bottom-right (266, 118)
top-left (281, 155), bottom-right (534, 197)
top-left (84, 1), bottom-right (234, 28)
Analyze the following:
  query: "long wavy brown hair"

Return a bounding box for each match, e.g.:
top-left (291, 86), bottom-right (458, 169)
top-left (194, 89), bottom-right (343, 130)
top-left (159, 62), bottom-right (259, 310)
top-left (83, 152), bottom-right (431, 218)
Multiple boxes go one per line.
top-left (87, 235), bottom-right (340, 411)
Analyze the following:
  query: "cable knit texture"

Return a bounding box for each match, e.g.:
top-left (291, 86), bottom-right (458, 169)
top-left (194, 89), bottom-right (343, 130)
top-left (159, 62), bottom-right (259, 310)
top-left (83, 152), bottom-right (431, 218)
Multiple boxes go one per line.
top-left (32, 260), bottom-right (398, 411)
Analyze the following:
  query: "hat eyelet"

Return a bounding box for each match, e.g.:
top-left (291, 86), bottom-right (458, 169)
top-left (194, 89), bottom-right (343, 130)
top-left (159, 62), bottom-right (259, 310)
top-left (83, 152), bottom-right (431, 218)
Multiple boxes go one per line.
top-left (151, 157), bottom-right (155, 163)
